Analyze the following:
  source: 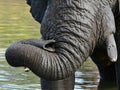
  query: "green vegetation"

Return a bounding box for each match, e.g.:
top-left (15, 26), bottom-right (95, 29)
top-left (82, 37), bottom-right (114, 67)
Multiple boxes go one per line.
top-left (0, 1), bottom-right (41, 89)
top-left (0, 0), bottom-right (40, 48)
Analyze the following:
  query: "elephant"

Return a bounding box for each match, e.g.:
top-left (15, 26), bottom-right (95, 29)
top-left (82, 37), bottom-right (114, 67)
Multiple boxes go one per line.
top-left (5, 0), bottom-right (120, 90)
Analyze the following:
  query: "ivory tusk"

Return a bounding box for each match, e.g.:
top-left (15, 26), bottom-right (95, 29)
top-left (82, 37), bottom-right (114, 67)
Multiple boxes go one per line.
top-left (106, 34), bottom-right (117, 62)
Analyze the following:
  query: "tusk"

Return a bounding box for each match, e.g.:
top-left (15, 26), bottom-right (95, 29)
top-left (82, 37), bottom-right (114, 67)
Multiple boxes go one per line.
top-left (106, 34), bottom-right (117, 62)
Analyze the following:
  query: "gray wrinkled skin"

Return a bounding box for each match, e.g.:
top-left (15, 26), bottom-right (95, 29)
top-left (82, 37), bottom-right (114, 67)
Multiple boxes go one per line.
top-left (5, 0), bottom-right (120, 89)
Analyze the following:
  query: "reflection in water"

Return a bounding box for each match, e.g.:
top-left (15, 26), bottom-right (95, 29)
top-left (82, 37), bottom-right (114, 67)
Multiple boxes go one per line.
top-left (0, 0), bottom-right (117, 90)
top-left (98, 80), bottom-right (117, 90)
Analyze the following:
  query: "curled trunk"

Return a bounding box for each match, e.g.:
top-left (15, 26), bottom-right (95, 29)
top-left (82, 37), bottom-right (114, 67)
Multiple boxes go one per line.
top-left (5, 32), bottom-right (91, 80)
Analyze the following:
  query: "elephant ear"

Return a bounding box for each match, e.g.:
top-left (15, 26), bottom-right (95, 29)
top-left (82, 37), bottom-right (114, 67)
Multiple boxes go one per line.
top-left (27, 0), bottom-right (48, 23)
top-left (26, 0), bottom-right (31, 6)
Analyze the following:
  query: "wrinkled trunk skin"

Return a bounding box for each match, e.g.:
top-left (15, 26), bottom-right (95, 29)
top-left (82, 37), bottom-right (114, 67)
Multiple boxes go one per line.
top-left (5, 0), bottom-right (120, 90)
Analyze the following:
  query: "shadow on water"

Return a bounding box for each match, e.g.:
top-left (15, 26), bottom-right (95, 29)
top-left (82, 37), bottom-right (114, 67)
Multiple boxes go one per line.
top-left (0, 0), bottom-right (118, 90)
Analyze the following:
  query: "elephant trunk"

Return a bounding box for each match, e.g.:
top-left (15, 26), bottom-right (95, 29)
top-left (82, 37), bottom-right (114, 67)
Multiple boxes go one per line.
top-left (5, 32), bottom-right (92, 80)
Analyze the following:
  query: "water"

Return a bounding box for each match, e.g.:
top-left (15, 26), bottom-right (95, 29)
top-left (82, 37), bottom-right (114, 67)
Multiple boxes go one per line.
top-left (0, 0), bottom-right (99, 89)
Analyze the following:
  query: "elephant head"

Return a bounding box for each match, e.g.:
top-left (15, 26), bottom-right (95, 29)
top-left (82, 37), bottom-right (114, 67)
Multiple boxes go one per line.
top-left (5, 0), bottom-right (119, 83)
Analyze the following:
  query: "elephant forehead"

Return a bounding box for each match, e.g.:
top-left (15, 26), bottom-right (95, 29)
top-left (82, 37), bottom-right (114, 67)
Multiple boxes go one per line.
top-left (41, 1), bottom-right (98, 32)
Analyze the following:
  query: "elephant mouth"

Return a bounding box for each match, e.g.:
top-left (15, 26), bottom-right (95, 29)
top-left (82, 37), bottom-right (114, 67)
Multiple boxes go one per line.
top-left (41, 39), bottom-right (56, 52)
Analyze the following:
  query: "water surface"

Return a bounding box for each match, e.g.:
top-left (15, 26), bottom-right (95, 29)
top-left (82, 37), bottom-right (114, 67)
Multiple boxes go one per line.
top-left (0, 0), bottom-right (100, 89)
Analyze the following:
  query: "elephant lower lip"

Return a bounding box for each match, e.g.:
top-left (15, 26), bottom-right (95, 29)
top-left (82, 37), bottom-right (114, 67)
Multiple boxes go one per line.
top-left (24, 67), bottom-right (30, 72)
